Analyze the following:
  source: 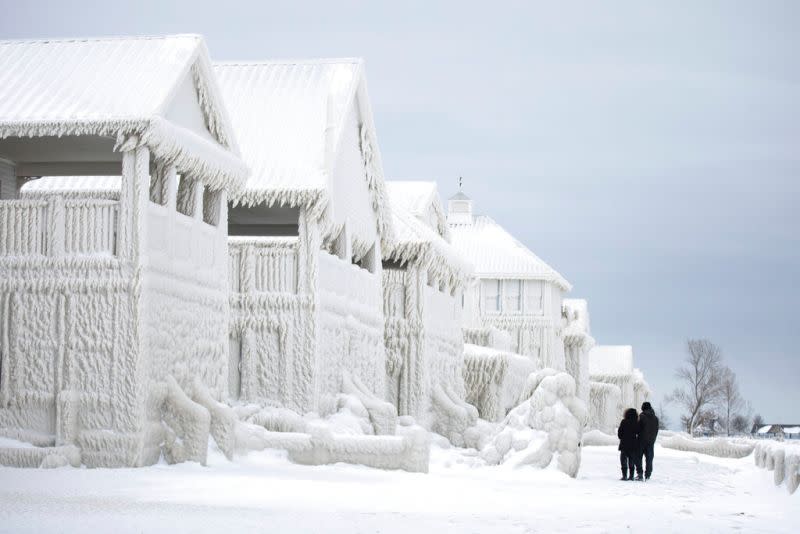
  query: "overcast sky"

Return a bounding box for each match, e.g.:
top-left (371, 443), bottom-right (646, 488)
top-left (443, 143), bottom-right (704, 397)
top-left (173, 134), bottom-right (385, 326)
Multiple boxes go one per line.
top-left (2, 1), bottom-right (798, 425)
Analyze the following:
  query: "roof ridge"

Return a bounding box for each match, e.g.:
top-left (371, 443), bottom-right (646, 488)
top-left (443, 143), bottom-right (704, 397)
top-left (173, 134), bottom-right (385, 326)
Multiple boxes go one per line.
top-left (214, 58), bottom-right (363, 67)
top-left (0, 34), bottom-right (201, 46)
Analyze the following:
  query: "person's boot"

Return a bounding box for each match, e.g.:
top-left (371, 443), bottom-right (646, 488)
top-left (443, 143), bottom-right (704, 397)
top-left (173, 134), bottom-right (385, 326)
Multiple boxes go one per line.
top-left (635, 473), bottom-right (644, 481)
top-left (620, 468), bottom-right (628, 481)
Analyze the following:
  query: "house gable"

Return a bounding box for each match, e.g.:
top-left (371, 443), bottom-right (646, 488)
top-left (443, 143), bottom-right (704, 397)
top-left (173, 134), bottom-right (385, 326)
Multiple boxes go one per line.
top-left (329, 97), bottom-right (379, 258)
top-left (164, 71), bottom-right (219, 147)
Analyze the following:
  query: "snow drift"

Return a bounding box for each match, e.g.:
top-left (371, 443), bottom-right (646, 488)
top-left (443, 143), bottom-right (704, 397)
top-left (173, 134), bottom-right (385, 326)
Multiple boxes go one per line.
top-left (477, 369), bottom-right (587, 478)
top-left (658, 433), bottom-right (755, 459)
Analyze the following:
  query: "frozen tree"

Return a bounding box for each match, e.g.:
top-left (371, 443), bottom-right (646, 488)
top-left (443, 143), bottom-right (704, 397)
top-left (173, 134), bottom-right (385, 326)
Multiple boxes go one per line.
top-left (656, 404), bottom-right (670, 430)
top-left (718, 367), bottom-right (746, 436)
top-left (752, 413), bottom-right (765, 432)
top-left (731, 414), bottom-right (751, 434)
top-left (668, 339), bottom-right (724, 435)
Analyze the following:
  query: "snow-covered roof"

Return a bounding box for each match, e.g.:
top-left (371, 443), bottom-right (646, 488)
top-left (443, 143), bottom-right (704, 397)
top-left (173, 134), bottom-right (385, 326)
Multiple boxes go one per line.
top-left (756, 424), bottom-right (800, 434)
top-left (0, 35), bottom-right (246, 191)
top-left (384, 181), bottom-right (472, 286)
top-left (449, 215), bottom-right (571, 290)
top-left (386, 181), bottom-right (449, 239)
top-left (20, 176), bottom-right (121, 199)
top-left (589, 345), bottom-right (634, 377)
top-left (213, 59), bottom-right (393, 246)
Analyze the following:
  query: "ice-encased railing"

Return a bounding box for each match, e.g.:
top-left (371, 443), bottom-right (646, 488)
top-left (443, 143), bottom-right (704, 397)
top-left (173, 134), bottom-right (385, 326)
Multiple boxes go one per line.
top-left (0, 198), bottom-right (118, 257)
top-left (754, 441), bottom-right (800, 495)
top-left (228, 237), bottom-right (299, 294)
top-left (658, 433), bottom-right (755, 459)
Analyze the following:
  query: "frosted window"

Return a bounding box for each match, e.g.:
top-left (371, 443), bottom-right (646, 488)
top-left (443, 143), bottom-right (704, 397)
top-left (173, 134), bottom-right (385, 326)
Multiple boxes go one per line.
top-left (525, 280), bottom-right (543, 313)
top-left (504, 280), bottom-right (521, 312)
top-left (482, 279), bottom-right (500, 312)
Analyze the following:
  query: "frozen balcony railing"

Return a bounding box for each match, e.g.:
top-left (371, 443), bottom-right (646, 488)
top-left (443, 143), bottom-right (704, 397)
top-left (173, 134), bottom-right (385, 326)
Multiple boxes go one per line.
top-left (0, 198), bottom-right (118, 257)
top-left (228, 237), bottom-right (299, 294)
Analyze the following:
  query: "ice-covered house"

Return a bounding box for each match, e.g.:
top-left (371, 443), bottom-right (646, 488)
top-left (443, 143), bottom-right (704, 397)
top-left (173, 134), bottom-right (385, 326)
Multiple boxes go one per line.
top-left (448, 191), bottom-right (572, 370)
top-left (0, 35), bottom-right (247, 467)
top-left (588, 345), bottom-right (650, 433)
top-left (214, 60), bottom-right (393, 417)
top-left (562, 299), bottom-right (595, 403)
top-left (381, 181), bottom-right (476, 443)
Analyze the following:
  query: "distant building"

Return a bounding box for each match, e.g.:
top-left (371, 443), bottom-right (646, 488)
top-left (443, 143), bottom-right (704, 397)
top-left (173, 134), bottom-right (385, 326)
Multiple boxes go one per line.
top-left (448, 192), bottom-right (571, 370)
top-left (752, 424), bottom-right (800, 439)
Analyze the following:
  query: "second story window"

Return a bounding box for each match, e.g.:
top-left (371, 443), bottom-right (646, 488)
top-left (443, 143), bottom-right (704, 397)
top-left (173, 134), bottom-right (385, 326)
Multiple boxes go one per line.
top-left (482, 279), bottom-right (501, 313)
top-left (504, 279), bottom-right (522, 312)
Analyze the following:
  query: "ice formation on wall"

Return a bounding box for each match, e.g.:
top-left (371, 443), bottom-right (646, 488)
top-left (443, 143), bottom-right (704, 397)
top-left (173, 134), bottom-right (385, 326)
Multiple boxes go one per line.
top-left (0, 35), bottom-right (246, 468)
top-left (632, 368), bottom-right (651, 409)
top-left (754, 441), bottom-right (800, 495)
top-left (478, 369), bottom-right (587, 478)
top-left (589, 381), bottom-right (623, 435)
top-left (586, 345), bottom-right (653, 432)
top-left (562, 299), bottom-right (594, 403)
top-left (382, 181), bottom-right (477, 446)
top-left (462, 343), bottom-right (536, 422)
top-left (216, 60), bottom-right (393, 419)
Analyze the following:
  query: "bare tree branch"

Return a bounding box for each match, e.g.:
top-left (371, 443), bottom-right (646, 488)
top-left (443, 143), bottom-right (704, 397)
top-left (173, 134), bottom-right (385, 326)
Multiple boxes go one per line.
top-left (671, 338), bottom-right (725, 435)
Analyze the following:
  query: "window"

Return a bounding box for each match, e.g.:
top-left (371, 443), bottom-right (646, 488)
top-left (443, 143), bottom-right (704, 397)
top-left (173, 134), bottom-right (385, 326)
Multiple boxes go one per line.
top-left (525, 280), bottom-right (543, 313)
top-left (482, 279), bottom-right (501, 312)
top-left (504, 280), bottom-right (521, 312)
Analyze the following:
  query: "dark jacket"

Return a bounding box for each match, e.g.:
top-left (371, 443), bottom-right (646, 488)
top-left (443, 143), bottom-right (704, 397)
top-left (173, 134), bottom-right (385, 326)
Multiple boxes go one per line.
top-left (638, 408), bottom-right (659, 445)
top-left (617, 408), bottom-right (639, 453)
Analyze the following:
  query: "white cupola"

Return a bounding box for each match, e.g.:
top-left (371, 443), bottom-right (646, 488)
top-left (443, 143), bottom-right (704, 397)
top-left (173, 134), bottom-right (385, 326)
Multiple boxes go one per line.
top-left (447, 191), bottom-right (473, 226)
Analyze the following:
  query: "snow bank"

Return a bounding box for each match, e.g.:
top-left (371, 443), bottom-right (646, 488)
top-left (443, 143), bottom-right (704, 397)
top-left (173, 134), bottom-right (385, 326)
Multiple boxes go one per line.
top-left (478, 369), bottom-right (587, 477)
top-left (230, 393), bottom-right (430, 473)
top-left (160, 376), bottom-right (212, 465)
top-left (582, 429), bottom-right (618, 447)
top-left (754, 441), bottom-right (800, 495)
top-left (0, 437), bottom-right (81, 468)
top-left (659, 434), bottom-right (755, 459)
top-left (430, 383), bottom-right (479, 448)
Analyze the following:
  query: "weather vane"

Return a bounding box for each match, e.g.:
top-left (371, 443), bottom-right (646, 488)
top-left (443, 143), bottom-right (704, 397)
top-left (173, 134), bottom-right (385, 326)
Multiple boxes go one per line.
top-left (458, 176), bottom-right (463, 190)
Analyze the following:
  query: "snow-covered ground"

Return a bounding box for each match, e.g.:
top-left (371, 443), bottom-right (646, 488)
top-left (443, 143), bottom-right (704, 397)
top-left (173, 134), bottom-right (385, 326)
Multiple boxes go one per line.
top-left (0, 442), bottom-right (796, 533)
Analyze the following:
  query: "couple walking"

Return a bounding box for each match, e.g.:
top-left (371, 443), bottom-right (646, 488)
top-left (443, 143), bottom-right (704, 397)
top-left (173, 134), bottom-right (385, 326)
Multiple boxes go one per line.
top-left (617, 401), bottom-right (659, 481)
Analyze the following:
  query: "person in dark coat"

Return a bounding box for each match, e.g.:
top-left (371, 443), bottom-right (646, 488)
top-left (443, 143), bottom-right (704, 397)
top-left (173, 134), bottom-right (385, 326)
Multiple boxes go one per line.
top-left (617, 408), bottom-right (642, 480)
top-left (638, 401), bottom-right (659, 480)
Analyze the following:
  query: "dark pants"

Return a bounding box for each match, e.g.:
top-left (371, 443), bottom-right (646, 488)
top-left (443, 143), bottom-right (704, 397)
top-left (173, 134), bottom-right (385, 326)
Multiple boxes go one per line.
top-left (640, 441), bottom-right (655, 478)
top-left (619, 450), bottom-right (640, 478)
